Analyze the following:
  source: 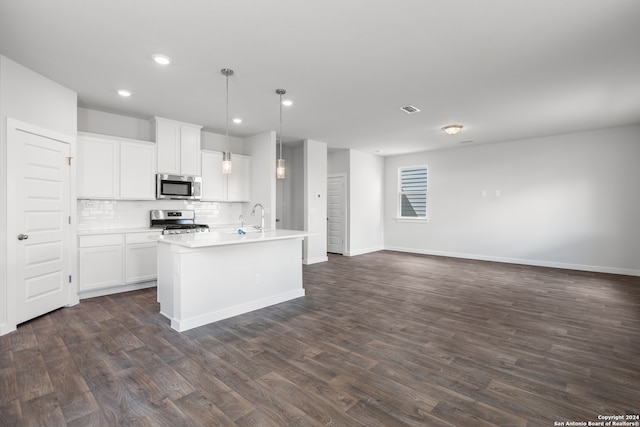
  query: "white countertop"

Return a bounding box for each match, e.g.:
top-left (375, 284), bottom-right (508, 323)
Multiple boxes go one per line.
top-left (156, 229), bottom-right (309, 248)
top-left (77, 227), bottom-right (161, 236)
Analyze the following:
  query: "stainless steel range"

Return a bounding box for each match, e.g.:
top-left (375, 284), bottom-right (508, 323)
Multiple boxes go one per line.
top-left (150, 210), bottom-right (210, 235)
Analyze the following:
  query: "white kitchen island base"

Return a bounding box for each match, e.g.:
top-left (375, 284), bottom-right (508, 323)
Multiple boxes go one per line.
top-left (157, 230), bottom-right (306, 332)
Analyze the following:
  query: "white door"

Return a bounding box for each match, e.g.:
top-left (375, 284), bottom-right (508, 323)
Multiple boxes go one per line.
top-left (327, 175), bottom-right (345, 254)
top-left (8, 121), bottom-right (72, 324)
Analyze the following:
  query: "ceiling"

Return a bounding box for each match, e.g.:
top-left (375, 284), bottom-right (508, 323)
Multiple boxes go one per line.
top-left (1, 0), bottom-right (640, 156)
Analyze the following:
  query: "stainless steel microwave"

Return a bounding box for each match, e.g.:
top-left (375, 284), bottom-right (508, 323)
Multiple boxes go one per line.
top-left (156, 173), bottom-right (202, 200)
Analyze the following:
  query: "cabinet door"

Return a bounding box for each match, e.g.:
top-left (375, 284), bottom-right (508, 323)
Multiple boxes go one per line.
top-left (125, 243), bottom-right (157, 283)
top-left (120, 140), bottom-right (157, 199)
top-left (227, 155), bottom-right (252, 201)
top-left (156, 120), bottom-right (181, 174)
top-left (79, 245), bottom-right (124, 291)
top-left (180, 125), bottom-right (202, 176)
top-left (201, 151), bottom-right (226, 200)
top-left (77, 135), bottom-right (119, 198)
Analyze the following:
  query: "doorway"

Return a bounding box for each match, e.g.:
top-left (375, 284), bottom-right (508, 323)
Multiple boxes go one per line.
top-left (7, 119), bottom-right (74, 325)
top-left (327, 174), bottom-right (346, 254)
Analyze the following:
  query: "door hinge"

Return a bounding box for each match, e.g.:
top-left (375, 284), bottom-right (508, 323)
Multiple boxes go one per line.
top-left (68, 275), bottom-right (72, 283)
top-left (68, 216), bottom-right (71, 224)
top-left (65, 156), bottom-right (73, 165)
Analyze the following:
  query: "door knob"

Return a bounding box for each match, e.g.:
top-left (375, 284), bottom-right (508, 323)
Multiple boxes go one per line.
top-left (17, 234), bottom-right (29, 240)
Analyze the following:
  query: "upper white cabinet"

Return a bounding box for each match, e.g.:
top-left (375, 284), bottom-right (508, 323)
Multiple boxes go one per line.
top-left (120, 140), bottom-right (157, 199)
top-left (201, 150), bottom-right (251, 202)
top-left (77, 134), bottom-right (119, 199)
top-left (153, 117), bottom-right (202, 176)
top-left (77, 132), bottom-right (157, 200)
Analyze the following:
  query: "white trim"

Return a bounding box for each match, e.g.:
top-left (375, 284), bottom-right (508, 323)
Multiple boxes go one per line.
top-left (345, 245), bottom-right (385, 257)
top-left (170, 289), bottom-right (305, 332)
top-left (78, 281), bottom-right (157, 300)
top-left (397, 164), bottom-right (428, 219)
top-left (304, 256), bottom-right (328, 265)
top-left (395, 217), bottom-right (430, 223)
top-left (384, 245), bottom-right (640, 277)
top-left (4, 118), bottom-right (77, 335)
top-left (327, 173), bottom-right (347, 255)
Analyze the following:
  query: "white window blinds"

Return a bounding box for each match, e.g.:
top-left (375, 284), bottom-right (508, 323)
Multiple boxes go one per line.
top-left (399, 166), bottom-right (428, 218)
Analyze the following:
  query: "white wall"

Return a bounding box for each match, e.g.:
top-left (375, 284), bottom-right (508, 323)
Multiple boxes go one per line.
top-left (0, 56), bottom-right (77, 335)
top-left (276, 144), bottom-right (304, 230)
top-left (78, 107), bottom-right (245, 154)
top-left (326, 149), bottom-right (385, 256)
top-left (244, 131), bottom-right (277, 229)
top-left (78, 107), bottom-right (152, 141)
top-left (303, 139), bottom-right (328, 264)
top-left (348, 150), bottom-right (385, 256)
top-left (384, 125), bottom-right (640, 276)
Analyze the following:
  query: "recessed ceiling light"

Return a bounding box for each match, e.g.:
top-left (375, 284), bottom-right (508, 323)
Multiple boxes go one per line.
top-left (233, 118), bottom-right (242, 124)
top-left (117, 89), bottom-right (132, 97)
top-left (282, 99), bottom-right (293, 106)
top-left (153, 55), bottom-right (171, 65)
top-left (442, 124), bottom-right (463, 135)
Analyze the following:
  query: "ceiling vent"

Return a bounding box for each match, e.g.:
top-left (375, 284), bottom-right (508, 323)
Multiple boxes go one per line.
top-left (400, 105), bottom-right (421, 114)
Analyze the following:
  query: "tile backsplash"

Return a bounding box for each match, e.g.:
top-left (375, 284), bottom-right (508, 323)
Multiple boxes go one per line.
top-left (77, 200), bottom-right (247, 230)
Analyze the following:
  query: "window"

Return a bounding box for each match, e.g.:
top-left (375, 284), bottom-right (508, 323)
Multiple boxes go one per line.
top-left (398, 166), bottom-right (428, 219)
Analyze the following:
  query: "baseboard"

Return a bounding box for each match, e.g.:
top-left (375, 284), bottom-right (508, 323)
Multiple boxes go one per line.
top-left (78, 281), bottom-right (157, 300)
top-left (172, 289), bottom-right (306, 332)
top-left (0, 323), bottom-right (17, 337)
top-left (384, 246), bottom-right (640, 277)
top-left (345, 246), bottom-right (385, 257)
top-left (304, 256), bottom-right (328, 265)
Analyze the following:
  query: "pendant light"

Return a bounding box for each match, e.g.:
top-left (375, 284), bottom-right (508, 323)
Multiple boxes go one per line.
top-left (221, 68), bottom-right (234, 174)
top-left (275, 88), bottom-right (286, 179)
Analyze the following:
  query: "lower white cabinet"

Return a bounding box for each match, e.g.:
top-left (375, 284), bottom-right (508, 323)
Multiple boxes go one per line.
top-left (78, 231), bottom-right (161, 297)
top-left (125, 233), bottom-right (158, 283)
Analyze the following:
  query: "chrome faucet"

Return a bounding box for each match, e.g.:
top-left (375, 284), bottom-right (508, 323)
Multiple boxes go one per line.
top-left (251, 203), bottom-right (265, 230)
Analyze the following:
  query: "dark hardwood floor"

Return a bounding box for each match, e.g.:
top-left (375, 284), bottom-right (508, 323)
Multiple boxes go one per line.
top-left (1, 251), bottom-right (639, 426)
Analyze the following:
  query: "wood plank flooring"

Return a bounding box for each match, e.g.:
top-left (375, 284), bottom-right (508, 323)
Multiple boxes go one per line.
top-left (1, 251), bottom-right (639, 426)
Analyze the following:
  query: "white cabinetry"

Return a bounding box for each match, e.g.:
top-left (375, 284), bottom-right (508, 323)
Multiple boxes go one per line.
top-left (77, 134), bottom-right (119, 198)
top-left (201, 150), bottom-right (251, 202)
top-left (125, 233), bottom-right (158, 283)
top-left (78, 234), bottom-right (124, 291)
top-left (120, 140), bottom-right (157, 199)
top-left (77, 132), bottom-right (157, 200)
top-left (78, 230), bottom-right (161, 298)
top-left (153, 117), bottom-right (202, 176)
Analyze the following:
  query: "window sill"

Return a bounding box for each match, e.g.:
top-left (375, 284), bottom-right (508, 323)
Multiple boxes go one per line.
top-left (395, 217), bottom-right (430, 224)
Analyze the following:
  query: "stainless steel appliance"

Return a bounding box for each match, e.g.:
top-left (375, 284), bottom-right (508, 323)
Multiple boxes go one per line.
top-left (150, 210), bottom-right (210, 235)
top-left (156, 173), bottom-right (202, 200)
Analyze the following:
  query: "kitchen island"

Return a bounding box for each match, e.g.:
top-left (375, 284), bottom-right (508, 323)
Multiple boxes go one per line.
top-left (156, 229), bottom-right (308, 332)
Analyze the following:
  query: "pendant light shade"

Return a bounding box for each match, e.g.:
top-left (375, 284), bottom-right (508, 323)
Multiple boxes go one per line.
top-left (221, 68), bottom-right (234, 174)
top-left (276, 88), bottom-right (286, 180)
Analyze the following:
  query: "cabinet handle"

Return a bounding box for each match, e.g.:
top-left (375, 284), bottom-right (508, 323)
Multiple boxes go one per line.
top-left (17, 234), bottom-right (29, 240)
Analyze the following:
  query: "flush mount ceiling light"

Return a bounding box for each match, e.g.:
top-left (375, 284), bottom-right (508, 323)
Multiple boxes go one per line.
top-left (221, 68), bottom-right (234, 174)
top-left (233, 118), bottom-right (242, 124)
top-left (152, 54), bottom-right (171, 65)
top-left (117, 89), bottom-right (131, 97)
top-left (442, 124), bottom-right (463, 135)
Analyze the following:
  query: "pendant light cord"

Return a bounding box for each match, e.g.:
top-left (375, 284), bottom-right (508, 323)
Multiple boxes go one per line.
top-left (279, 92), bottom-right (283, 160)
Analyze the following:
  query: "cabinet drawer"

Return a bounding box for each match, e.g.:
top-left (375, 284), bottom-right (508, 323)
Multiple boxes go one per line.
top-left (126, 231), bottom-right (161, 244)
top-left (78, 234), bottom-right (123, 248)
